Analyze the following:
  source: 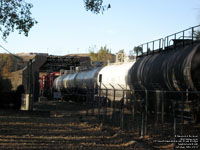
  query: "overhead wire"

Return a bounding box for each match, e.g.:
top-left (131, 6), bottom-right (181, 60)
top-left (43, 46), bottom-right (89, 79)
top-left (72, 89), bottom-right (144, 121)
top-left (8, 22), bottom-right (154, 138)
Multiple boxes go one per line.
top-left (0, 44), bottom-right (23, 61)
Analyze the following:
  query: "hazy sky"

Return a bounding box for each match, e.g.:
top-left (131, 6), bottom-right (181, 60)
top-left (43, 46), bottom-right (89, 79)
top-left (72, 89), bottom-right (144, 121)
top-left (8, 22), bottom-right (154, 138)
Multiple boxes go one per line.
top-left (0, 0), bottom-right (200, 55)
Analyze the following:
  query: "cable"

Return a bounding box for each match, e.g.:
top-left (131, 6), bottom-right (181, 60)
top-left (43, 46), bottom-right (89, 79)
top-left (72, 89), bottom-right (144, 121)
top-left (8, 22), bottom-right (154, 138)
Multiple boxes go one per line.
top-left (0, 44), bottom-right (23, 61)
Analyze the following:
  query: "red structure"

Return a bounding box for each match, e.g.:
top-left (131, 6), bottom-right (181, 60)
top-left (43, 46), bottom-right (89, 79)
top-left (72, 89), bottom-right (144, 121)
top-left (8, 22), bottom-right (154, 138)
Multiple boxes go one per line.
top-left (40, 72), bottom-right (60, 98)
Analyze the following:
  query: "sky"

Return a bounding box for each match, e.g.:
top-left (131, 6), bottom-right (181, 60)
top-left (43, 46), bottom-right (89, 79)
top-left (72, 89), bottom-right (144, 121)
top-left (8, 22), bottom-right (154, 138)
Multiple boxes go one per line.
top-left (0, 0), bottom-right (200, 55)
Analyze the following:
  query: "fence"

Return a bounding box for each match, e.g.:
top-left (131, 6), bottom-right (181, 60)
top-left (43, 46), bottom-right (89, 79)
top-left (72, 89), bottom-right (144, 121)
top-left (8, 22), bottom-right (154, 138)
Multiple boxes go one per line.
top-left (80, 87), bottom-right (199, 148)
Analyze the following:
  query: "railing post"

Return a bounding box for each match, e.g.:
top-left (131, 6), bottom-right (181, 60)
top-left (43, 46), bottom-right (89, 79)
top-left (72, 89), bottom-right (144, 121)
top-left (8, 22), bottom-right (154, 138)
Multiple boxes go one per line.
top-left (152, 41), bottom-right (154, 54)
top-left (183, 31), bottom-right (185, 47)
top-left (192, 27), bottom-right (194, 44)
top-left (174, 34), bottom-right (177, 49)
top-left (142, 45), bottom-right (143, 56)
top-left (167, 36), bottom-right (169, 48)
top-left (159, 39), bottom-right (161, 52)
top-left (98, 74), bottom-right (102, 122)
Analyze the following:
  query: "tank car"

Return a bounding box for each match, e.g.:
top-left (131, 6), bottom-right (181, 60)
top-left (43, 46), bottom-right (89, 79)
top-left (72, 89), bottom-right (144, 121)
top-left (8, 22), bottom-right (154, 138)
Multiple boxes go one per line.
top-left (53, 67), bottom-right (102, 101)
top-left (128, 41), bottom-right (200, 122)
top-left (129, 42), bottom-right (200, 92)
top-left (97, 61), bottom-right (135, 101)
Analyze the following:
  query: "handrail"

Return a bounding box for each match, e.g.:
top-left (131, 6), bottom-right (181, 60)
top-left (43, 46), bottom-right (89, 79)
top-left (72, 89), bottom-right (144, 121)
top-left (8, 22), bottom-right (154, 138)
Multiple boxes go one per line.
top-left (135, 25), bottom-right (200, 58)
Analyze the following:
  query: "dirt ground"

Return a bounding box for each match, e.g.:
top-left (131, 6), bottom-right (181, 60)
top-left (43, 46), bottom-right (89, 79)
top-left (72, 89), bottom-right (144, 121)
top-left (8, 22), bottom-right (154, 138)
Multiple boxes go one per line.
top-left (0, 100), bottom-right (199, 150)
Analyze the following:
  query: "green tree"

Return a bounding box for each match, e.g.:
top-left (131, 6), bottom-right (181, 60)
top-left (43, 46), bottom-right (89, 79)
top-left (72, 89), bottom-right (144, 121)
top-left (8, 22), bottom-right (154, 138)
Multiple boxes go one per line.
top-left (0, 0), bottom-right (37, 40)
top-left (89, 46), bottom-right (115, 65)
top-left (133, 46), bottom-right (143, 55)
top-left (194, 30), bottom-right (200, 40)
top-left (84, 0), bottom-right (111, 14)
top-left (0, 0), bottom-right (110, 40)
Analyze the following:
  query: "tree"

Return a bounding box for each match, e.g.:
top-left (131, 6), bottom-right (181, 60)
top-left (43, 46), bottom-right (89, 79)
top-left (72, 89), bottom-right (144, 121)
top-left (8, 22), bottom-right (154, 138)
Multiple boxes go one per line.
top-left (0, 0), bottom-right (110, 40)
top-left (0, 0), bottom-right (37, 40)
top-left (89, 46), bottom-right (115, 65)
top-left (84, 0), bottom-right (111, 14)
top-left (194, 30), bottom-right (200, 40)
top-left (133, 46), bottom-right (143, 55)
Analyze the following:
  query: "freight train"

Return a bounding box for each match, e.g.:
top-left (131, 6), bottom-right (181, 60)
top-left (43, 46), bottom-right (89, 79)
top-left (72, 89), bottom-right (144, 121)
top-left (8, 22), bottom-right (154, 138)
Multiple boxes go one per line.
top-left (52, 61), bottom-right (136, 101)
top-left (52, 42), bottom-right (200, 99)
top-left (40, 26), bottom-right (200, 122)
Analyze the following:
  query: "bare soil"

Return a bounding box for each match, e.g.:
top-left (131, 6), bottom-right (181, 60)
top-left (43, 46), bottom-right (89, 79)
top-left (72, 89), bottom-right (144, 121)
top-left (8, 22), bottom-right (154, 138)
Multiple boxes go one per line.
top-left (0, 100), bottom-right (199, 150)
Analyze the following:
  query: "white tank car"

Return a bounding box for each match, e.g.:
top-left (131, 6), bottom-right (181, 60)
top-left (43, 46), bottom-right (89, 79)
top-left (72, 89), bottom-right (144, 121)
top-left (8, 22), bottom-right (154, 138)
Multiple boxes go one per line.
top-left (75, 67), bottom-right (102, 90)
top-left (97, 61), bottom-right (135, 101)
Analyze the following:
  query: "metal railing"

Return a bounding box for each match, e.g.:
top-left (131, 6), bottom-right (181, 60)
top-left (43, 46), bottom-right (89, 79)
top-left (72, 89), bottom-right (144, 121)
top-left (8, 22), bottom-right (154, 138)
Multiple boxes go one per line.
top-left (136, 25), bottom-right (200, 58)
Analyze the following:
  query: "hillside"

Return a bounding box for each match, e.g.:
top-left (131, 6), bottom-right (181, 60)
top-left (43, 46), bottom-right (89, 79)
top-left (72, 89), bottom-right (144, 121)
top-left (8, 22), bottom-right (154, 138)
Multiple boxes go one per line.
top-left (0, 53), bottom-right (35, 91)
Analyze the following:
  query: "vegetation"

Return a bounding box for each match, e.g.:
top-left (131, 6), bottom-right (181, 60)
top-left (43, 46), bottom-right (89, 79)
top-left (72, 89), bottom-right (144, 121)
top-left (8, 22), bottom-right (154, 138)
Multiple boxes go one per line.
top-left (89, 46), bottom-right (115, 65)
top-left (0, 53), bottom-right (25, 92)
top-left (0, 54), bottom-right (18, 77)
top-left (0, 0), bottom-right (110, 40)
top-left (84, 0), bottom-right (111, 14)
top-left (0, 73), bottom-right (12, 92)
top-left (133, 46), bottom-right (143, 55)
top-left (194, 30), bottom-right (200, 40)
top-left (0, 54), bottom-right (15, 92)
top-left (0, 0), bottom-right (37, 40)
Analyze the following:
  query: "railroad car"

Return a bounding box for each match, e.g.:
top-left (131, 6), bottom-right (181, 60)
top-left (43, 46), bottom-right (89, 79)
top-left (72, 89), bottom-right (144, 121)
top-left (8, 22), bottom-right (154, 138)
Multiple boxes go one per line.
top-left (53, 67), bottom-right (102, 101)
top-left (51, 26), bottom-right (200, 122)
top-left (40, 72), bottom-right (60, 98)
top-left (97, 61), bottom-right (135, 101)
